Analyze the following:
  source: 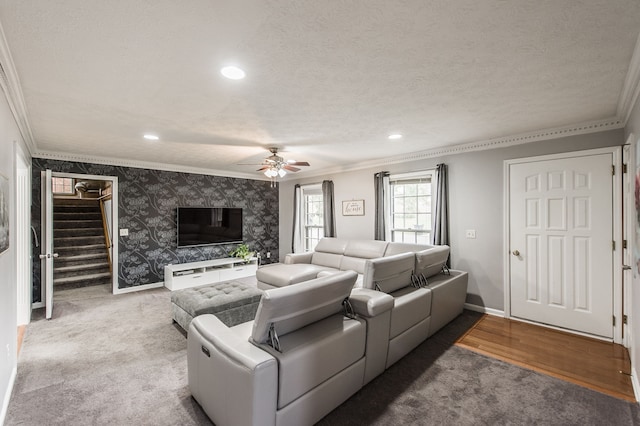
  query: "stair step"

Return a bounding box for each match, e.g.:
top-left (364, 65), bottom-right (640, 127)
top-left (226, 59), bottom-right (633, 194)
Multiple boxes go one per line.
top-left (54, 236), bottom-right (105, 247)
top-left (57, 252), bottom-right (108, 262)
top-left (54, 219), bottom-right (103, 229)
top-left (54, 198), bottom-right (101, 206)
top-left (54, 227), bottom-right (104, 237)
top-left (55, 244), bottom-right (107, 256)
top-left (54, 205), bottom-right (101, 213)
top-left (54, 212), bottom-right (102, 220)
top-left (54, 272), bottom-right (112, 289)
top-left (55, 267), bottom-right (111, 280)
top-left (55, 262), bottom-right (110, 273)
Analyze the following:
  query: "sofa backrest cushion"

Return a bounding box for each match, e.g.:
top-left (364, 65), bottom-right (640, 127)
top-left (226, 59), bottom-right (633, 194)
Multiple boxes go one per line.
top-left (340, 240), bottom-right (389, 274)
top-left (362, 252), bottom-right (415, 293)
top-left (384, 242), bottom-right (434, 256)
top-left (415, 245), bottom-right (450, 278)
top-left (311, 238), bottom-right (348, 269)
top-left (251, 270), bottom-right (358, 345)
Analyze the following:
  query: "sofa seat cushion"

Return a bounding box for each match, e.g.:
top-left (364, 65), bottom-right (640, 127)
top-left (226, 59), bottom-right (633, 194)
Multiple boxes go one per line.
top-left (317, 270), bottom-right (364, 288)
top-left (388, 287), bottom-right (432, 339)
top-left (256, 263), bottom-right (336, 287)
top-left (272, 313), bottom-right (366, 409)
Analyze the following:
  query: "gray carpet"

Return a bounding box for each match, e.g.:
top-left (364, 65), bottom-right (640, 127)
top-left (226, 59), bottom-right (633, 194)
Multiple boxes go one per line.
top-left (6, 286), bottom-right (640, 425)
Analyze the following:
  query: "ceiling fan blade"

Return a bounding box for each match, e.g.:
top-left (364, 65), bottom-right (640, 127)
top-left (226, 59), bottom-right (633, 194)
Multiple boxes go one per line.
top-left (283, 165), bottom-right (301, 172)
top-left (287, 161), bottom-right (310, 166)
top-left (257, 166), bottom-right (270, 171)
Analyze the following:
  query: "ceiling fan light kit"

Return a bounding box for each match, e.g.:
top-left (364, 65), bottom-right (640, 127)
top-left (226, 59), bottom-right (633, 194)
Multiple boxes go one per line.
top-left (241, 147), bottom-right (310, 187)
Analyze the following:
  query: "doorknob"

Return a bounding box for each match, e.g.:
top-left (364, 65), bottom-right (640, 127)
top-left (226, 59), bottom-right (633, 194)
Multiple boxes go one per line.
top-left (53, 253), bottom-right (59, 258)
top-left (512, 250), bottom-right (520, 256)
top-left (623, 265), bottom-right (632, 270)
top-left (38, 254), bottom-right (46, 259)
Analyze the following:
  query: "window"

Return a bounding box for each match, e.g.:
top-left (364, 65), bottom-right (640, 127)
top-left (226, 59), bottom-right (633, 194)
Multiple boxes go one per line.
top-left (387, 171), bottom-right (435, 244)
top-left (302, 186), bottom-right (324, 251)
top-left (51, 177), bottom-right (74, 194)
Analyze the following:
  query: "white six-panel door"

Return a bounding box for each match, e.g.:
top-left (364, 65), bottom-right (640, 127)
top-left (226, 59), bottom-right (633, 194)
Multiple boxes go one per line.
top-left (509, 152), bottom-right (613, 338)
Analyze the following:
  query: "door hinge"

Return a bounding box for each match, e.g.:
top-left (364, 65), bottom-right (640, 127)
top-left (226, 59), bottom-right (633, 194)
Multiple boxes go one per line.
top-left (612, 240), bottom-right (616, 251)
top-left (612, 165), bottom-right (615, 176)
top-left (613, 316), bottom-right (616, 326)
top-left (623, 315), bottom-right (628, 325)
top-left (623, 163), bottom-right (628, 174)
top-left (623, 239), bottom-right (628, 249)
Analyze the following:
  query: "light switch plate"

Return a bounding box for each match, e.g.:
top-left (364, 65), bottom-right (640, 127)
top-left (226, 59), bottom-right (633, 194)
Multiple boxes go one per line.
top-left (465, 229), bottom-right (476, 239)
top-left (119, 228), bottom-right (129, 236)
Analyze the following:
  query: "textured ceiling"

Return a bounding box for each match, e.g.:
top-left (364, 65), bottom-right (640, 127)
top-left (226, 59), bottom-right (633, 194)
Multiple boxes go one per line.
top-left (1, 1), bottom-right (639, 179)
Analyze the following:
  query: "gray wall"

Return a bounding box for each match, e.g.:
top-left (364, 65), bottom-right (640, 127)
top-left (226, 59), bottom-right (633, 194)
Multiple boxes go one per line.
top-left (0, 91), bottom-right (27, 421)
top-left (31, 159), bottom-right (280, 300)
top-left (280, 129), bottom-right (624, 310)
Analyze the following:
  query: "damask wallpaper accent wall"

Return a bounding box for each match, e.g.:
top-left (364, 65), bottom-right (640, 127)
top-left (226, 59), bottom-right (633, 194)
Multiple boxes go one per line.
top-left (31, 158), bottom-right (279, 302)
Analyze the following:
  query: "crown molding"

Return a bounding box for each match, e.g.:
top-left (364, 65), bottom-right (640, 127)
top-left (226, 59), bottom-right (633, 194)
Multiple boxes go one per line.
top-left (0, 21), bottom-right (35, 155)
top-left (33, 150), bottom-right (268, 182)
top-left (618, 31), bottom-right (640, 125)
top-left (296, 117), bottom-right (625, 180)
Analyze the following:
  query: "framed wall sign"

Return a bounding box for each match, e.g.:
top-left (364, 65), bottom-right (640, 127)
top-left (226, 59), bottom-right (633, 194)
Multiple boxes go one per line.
top-left (342, 200), bottom-right (364, 216)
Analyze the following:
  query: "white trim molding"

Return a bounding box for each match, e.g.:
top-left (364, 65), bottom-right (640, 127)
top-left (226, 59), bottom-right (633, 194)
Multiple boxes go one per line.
top-left (113, 281), bottom-right (164, 295)
top-left (0, 366), bottom-right (17, 426)
top-left (464, 303), bottom-right (504, 317)
top-left (33, 150), bottom-right (264, 182)
top-left (619, 31), bottom-right (640, 125)
top-left (0, 21), bottom-right (35, 155)
top-left (632, 367), bottom-right (640, 403)
top-left (298, 117), bottom-right (624, 181)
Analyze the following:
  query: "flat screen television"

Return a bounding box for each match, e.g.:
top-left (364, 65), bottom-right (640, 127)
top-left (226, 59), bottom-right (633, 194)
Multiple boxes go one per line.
top-left (177, 207), bottom-right (243, 247)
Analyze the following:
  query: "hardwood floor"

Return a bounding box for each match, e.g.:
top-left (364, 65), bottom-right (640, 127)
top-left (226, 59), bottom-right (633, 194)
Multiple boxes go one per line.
top-left (455, 314), bottom-right (635, 402)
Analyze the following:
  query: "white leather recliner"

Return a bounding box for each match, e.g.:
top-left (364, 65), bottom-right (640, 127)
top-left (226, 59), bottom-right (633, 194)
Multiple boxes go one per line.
top-left (350, 246), bottom-right (468, 379)
top-left (187, 270), bottom-right (366, 426)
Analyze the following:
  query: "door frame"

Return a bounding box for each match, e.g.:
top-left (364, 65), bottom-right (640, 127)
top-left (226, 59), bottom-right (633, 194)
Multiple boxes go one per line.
top-left (38, 171), bottom-right (119, 304)
top-left (14, 142), bottom-right (31, 325)
top-left (503, 146), bottom-right (623, 344)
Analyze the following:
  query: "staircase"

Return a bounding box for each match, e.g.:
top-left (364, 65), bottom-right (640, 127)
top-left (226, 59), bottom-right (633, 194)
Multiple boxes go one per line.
top-left (53, 198), bottom-right (112, 290)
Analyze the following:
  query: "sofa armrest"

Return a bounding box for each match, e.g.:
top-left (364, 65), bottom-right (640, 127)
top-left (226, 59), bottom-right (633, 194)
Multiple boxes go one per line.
top-left (188, 314), bottom-right (278, 426)
top-left (349, 288), bottom-right (394, 384)
top-left (284, 252), bottom-right (314, 264)
top-left (349, 288), bottom-right (394, 317)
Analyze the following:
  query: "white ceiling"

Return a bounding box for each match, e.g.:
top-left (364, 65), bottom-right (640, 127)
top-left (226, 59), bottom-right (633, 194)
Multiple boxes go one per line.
top-left (1, 1), bottom-right (640, 180)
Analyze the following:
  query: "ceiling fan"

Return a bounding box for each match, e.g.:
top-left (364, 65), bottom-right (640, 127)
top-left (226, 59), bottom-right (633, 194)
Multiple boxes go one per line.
top-left (241, 148), bottom-right (310, 183)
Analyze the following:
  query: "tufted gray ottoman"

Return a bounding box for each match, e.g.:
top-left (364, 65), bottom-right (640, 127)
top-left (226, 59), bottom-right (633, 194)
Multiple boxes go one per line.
top-left (171, 281), bottom-right (264, 332)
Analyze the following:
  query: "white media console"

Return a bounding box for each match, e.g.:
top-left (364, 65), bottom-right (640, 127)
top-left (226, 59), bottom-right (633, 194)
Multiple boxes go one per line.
top-left (164, 257), bottom-right (259, 291)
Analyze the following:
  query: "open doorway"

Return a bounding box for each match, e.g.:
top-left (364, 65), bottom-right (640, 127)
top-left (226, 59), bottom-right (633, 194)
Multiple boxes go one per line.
top-left (39, 171), bottom-right (118, 317)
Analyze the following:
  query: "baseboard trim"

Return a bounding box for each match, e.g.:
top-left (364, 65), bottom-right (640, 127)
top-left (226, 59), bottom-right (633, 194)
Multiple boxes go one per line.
top-left (1, 365), bottom-right (17, 425)
top-left (113, 282), bottom-right (164, 295)
top-left (464, 303), bottom-right (504, 317)
top-left (631, 367), bottom-right (640, 404)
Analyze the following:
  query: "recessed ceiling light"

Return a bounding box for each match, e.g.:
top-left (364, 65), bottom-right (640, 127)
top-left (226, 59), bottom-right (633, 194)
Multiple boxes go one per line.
top-left (220, 66), bottom-right (246, 80)
top-left (388, 133), bottom-right (403, 140)
top-left (143, 134), bottom-right (159, 141)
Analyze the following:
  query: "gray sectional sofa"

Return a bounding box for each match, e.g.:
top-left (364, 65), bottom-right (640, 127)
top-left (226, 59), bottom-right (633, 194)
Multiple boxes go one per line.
top-left (188, 238), bottom-right (468, 425)
top-left (256, 237), bottom-right (450, 290)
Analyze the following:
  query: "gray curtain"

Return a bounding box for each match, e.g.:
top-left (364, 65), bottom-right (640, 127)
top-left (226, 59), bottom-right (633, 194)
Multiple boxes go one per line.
top-left (292, 184), bottom-right (301, 252)
top-left (322, 180), bottom-right (336, 237)
top-left (432, 163), bottom-right (450, 266)
top-left (374, 171), bottom-right (389, 240)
